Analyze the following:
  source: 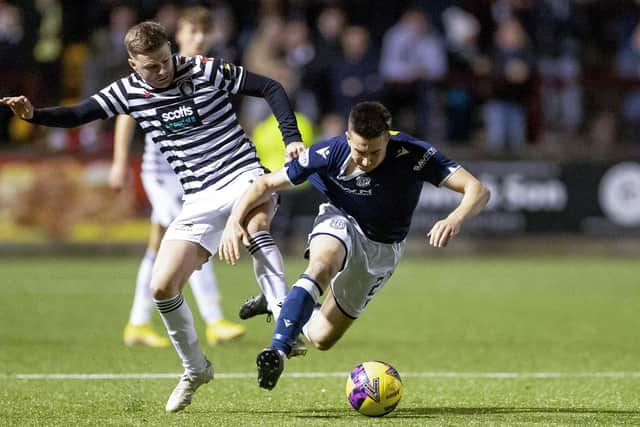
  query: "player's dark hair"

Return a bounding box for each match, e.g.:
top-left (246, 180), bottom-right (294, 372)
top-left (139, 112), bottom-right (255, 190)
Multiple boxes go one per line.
top-left (348, 102), bottom-right (392, 139)
top-left (125, 21), bottom-right (169, 56)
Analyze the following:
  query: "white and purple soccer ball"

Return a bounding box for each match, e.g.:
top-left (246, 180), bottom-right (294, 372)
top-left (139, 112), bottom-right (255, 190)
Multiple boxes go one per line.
top-left (345, 360), bottom-right (403, 417)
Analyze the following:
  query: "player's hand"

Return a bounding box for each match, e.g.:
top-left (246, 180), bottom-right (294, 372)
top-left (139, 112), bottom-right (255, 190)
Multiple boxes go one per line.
top-left (219, 219), bottom-right (250, 265)
top-left (0, 96), bottom-right (34, 120)
top-left (108, 163), bottom-right (129, 191)
top-left (285, 141), bottom-right (306, 161)
top-left (427, 215), bottom-right (462, 248)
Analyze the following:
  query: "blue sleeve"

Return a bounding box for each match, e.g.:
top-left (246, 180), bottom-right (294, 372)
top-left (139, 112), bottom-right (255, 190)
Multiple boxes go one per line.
top-left (414, 145), bottom-right (461, 186)
top-left (285, 142), bottom-right (331, 185)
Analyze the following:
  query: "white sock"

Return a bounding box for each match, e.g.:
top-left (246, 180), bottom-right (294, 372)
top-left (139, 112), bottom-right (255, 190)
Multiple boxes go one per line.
top-left (248, 232), bottom-right (288, 321)
top-left (302, 305), bottom-right (321, 342)
top-left (128, 249), bottom-right (156, 325)
top-left (189, 259), bottom-right (223, 324)
top-left (155, 293), bottom-right (207, 374)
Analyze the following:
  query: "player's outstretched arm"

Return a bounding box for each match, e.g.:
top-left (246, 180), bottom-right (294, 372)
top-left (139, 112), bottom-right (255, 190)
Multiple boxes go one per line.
top-left (219, 169), bottom-right (294, 265)
top-left (239, 71), bottom-right (305, 159)
top-left (427, 168), bottom-right (490, 248)
top-left (109, 115), bottom-right (137, 191)
top-left (1, 96), bottom-right (107, 128)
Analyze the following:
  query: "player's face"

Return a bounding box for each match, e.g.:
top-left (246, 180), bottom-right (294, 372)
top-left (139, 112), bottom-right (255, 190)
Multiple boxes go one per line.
top-left (128, 43), bottom-right (175, 89)
top-left (176, 22), bottom-right (213, 56)
top-left (346, 129), bottom-right (389, 172)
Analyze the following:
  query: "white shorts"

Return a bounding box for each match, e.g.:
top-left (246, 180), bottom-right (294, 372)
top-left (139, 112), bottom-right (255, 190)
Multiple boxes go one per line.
top-left (307, 203), bottom-right (405, 319)
top-left (141, 172), bottom-right (184, 227)
top-left (164, 169), bottom-right (273, 255)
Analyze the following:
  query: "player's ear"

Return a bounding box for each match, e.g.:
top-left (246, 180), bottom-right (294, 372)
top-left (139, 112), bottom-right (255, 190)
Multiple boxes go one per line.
top-left (127, 56), bottom-right (137, 71)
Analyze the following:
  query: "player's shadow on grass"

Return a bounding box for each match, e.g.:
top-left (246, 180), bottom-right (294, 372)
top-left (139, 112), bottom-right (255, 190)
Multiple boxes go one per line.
top-left (390, 407), bottom-right (640, 418)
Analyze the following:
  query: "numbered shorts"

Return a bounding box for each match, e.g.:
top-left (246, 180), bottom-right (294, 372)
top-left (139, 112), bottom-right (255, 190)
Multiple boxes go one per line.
top-left (141, 171), bottom-right (184, 228)
top-left (164, 168), bottom-right (275, 255)
top-left (308, 203), bottom-right (405, 319)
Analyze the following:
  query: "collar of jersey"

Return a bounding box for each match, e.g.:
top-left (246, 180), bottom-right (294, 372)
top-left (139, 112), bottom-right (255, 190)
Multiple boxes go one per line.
top-left (336, 156), bottom-right (367, 181)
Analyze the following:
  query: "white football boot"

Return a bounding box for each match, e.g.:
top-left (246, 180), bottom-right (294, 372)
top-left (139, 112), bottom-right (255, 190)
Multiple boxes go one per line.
top-left (165, 358), bottom-right (213, 413)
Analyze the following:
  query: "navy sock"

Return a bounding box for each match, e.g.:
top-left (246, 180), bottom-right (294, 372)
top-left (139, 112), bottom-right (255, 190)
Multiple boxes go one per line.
top-left (271, 286), bottom-right (315, 355)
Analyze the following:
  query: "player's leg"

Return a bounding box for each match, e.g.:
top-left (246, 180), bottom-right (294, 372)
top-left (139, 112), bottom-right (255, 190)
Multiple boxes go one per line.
top-left (244, 197), bottom-right (289, 322)
top-left (257, 234), bottom-right (346, 390)
top-left (124, 222), bottom-right (170, 347)
top-left (151, 238), bottom-right (213, 412)
top-left (303, 288), bottom-right (354, 351)
top-left (188, 259), bottom-right (246, 345)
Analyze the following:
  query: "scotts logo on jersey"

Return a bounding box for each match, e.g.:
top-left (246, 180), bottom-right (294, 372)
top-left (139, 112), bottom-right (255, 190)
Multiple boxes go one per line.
top-left (157, 100), bottom-right (202, 133)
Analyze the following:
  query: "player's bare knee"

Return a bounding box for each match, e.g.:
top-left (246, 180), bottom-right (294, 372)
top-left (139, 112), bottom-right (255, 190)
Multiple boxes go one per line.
top-left (151, 282), bottom-right (174, 300)
top-left (310, 334), bottom-right (337, 351)
top-left (150, 269), bottom-right (178, 300)
top-left (305, 259), bottom-right (339, 285)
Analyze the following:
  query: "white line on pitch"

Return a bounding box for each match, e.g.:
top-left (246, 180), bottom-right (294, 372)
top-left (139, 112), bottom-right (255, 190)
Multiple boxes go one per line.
top-left (3, 372), bottom-right (640, 380)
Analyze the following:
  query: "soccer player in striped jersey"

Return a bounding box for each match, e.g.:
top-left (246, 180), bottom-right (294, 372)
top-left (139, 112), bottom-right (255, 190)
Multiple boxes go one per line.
top-left (110, 7), bottom-right (245, 349)
top-left (219, 102), bottom-right (490, 390)
top-left (2, 21), bottom-right (306, 412)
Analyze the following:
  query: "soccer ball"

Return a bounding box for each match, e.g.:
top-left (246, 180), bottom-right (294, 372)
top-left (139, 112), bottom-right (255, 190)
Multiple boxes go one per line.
top-left (345, 360), bottom-right (403, 417)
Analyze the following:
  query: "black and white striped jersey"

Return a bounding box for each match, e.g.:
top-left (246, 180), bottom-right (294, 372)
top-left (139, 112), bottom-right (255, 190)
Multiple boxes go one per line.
top-left (142, 134), bottom-right (174, 176)
top-left (92, 55), bottom-right (261, 195)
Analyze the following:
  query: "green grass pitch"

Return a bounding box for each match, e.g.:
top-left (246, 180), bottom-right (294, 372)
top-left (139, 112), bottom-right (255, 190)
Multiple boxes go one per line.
top-left (1, 256), bottom-right (639, 426)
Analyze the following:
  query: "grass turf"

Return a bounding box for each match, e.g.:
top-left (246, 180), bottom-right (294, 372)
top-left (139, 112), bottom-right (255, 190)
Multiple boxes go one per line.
top-left (0, 256), bottom-right (639, 426)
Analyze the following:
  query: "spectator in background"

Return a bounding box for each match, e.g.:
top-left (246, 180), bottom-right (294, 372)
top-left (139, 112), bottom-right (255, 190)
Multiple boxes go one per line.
top-left (305, 6), bottom-right (346, 115)
top-left (535, 0), bottom-right (582, 136)
top-left (0, 1), bottom-right (35, 144)
top-left (242, 15), bottom-right (284, 77)
top-left (241, 61), bottom-right (317, 134)
top-left (208, 2), bottom-right (239, 63)
top-left (81, 4), bottom-right (137, 151)
top-left (442, 5), bottom-right (482, 143)
top-left (616, 20), bottom-right (640, 143)
top-left (283, 17), bottom-right (315, 74)
top-left (482, 18), bottom-right (534, 154)
top-left (153, 2), bottom-right (179, 46)
top-left (379, 6), bottom-right (447, 140)
top-left (329, 25), bottom-right (383, 117)
top-left (33, 0), bottom-right (63, 103)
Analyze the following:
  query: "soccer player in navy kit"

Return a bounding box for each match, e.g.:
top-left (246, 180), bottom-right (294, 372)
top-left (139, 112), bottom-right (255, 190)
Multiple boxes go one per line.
top-left (219, 102), bottom-right (490, 390)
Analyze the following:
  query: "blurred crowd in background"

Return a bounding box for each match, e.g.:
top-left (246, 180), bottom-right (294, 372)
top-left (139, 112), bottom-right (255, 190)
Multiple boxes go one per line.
top-left (2, 0), bottom-right (640, 159)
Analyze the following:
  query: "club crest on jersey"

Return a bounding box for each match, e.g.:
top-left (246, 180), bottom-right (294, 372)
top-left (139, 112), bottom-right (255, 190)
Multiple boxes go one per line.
top-left (157, 100), bottom-right (202, 133)
top-left (356, 175), bottom-right (371, 187)
top-left (177, 79), bottom-right (196, 97)
top-left (298, 149), bottom-right (310, 167)
top-left (413, 147), bottom-right (437, 171)
top-left (315, 147), bottom-right (330, 159)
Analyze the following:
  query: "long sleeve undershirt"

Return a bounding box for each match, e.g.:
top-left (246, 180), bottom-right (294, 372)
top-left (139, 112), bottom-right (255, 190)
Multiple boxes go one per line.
top-left (28, 71), bottom-right (302, 145)
top-left (29, 98), bottom-right (106, 128)
top-left (238, 71), bottom-right (302, 144)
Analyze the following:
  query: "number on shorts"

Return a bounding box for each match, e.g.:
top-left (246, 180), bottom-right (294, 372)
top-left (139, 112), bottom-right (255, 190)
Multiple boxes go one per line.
top-left (363, 275), bottom-right (386, 308)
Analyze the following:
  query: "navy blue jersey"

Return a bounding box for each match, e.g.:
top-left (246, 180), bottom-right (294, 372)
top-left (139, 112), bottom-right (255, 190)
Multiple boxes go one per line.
top-left (285, 131), bottom-right (460, 243)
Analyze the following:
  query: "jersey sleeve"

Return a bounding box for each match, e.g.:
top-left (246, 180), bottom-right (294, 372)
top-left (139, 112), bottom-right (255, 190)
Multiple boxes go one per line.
top-left (284, 142), bottom-right (331, 185)
top-left (208, 58), bottom-right (245, 94)
top-left (91, 79), bottom-right (130, 118)
top-left (414, 145), bottom-right (461, 187)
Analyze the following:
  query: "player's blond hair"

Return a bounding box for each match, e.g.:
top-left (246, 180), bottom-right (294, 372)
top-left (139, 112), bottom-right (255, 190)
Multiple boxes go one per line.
top-left (125, 21), bottom-right (169, 57)
top-left (177, 6), bottom-right (212, 32)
